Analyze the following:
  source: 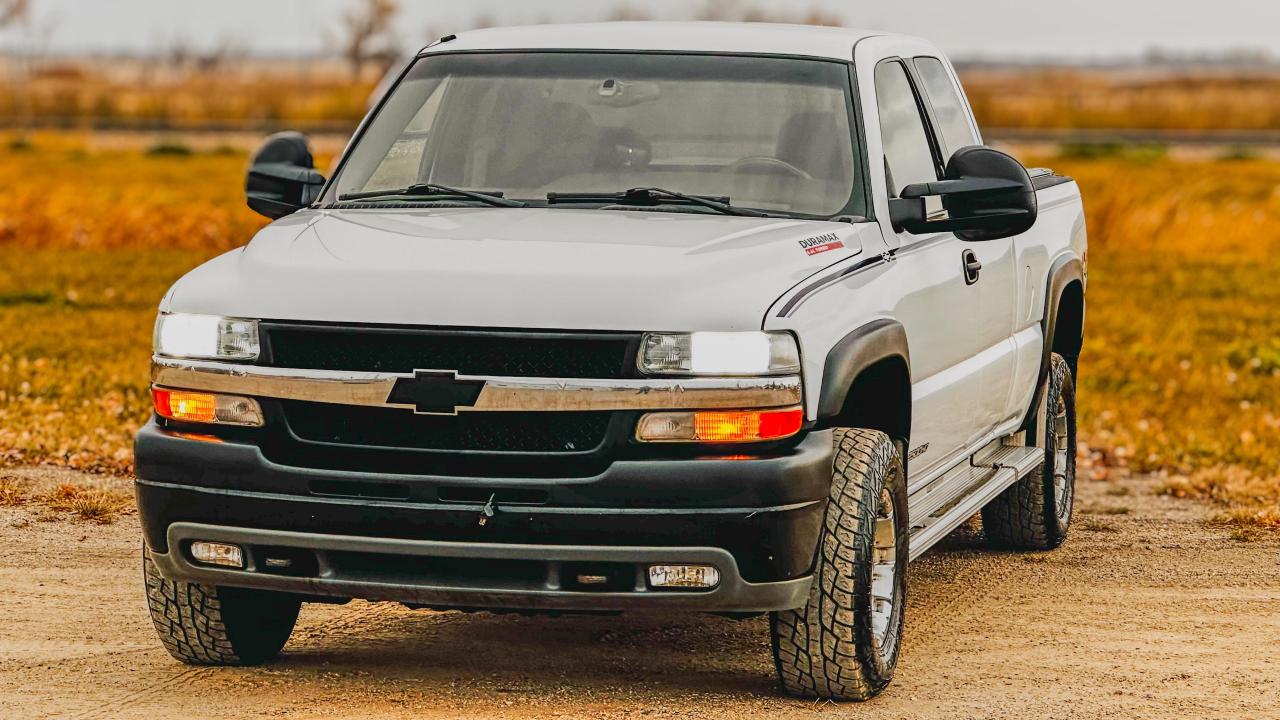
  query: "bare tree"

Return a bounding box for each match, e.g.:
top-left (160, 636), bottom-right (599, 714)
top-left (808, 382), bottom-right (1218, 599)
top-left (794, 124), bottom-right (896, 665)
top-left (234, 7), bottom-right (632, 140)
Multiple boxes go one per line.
top-left (2, 0), bottom-right (38, 133)
top-left (341, 0), bottom-right (400, 80)
top-left (0, 0), bottom-right (28, 29)
top-left (793, 9), bottom-right (843, 27)
top-left (696, 0), bottom-right (741, 21)
top-left (697, 0), bottom-right (844, 26)
top-left (194, 36), bottom-right (245, 73)
top-left (607, 3), bottom-right (652, 21)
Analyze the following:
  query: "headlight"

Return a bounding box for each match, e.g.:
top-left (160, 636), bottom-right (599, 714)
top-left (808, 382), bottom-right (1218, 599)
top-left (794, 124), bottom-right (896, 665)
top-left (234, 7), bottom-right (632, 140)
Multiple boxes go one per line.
top-left (638, 331), bottom-right (800, 376)
top-left (154, 313), bottom-right (260, 361)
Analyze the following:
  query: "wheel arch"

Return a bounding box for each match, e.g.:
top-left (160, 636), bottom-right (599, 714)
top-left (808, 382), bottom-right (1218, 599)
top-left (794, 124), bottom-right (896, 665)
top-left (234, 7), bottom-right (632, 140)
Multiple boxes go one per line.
top-left (1030, 255), bottom-right (1086, 425)
top-left (816, 319), bottom-right (912, 449)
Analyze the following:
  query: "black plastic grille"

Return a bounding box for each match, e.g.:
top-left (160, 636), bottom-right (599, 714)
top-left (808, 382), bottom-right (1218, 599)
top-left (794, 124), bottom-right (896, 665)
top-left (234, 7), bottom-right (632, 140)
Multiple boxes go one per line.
top-left (282, 401), bottom-right (612, 454)
top-left (263, 324), bottom-right (638, 379)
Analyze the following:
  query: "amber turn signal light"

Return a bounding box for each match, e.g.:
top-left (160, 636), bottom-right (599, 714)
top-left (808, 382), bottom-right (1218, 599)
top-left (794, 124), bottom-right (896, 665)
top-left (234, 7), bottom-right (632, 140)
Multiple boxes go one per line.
top-left (152, 387), bottom-right (264, 427)
top-left (636, 406), bottom-right (803, 443)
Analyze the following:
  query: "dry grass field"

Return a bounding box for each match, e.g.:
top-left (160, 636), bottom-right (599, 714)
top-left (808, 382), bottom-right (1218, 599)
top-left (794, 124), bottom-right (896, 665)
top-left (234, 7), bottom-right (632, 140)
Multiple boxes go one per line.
top-left (1, 59), bottom-right (373, 131)
top-left (963, 69), bottom-right (1280, 132)
top-left (0, 133), bottom-right (1277, 529)
top-left (7, 63), bottom-right (1280, 134)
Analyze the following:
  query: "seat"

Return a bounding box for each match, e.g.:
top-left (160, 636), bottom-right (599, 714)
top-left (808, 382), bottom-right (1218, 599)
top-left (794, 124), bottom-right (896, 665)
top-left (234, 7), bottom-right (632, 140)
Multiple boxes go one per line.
top-left (497, 102), bottom-right (602, 188)
top-left (776, 111), bottom-right (853, 181)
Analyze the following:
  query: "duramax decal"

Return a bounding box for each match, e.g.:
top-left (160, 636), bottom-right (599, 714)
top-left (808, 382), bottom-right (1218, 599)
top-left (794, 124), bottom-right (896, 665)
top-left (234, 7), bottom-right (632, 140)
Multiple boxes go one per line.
top-left (908, 443), bottom-right (929, 460)
top-left (798, 233), bottom-right (845, 256)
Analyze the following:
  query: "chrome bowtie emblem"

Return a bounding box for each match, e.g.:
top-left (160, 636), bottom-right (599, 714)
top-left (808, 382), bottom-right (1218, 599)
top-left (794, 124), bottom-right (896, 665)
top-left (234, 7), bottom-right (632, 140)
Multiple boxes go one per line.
top-left (387, 370), bottom-right (485, 415)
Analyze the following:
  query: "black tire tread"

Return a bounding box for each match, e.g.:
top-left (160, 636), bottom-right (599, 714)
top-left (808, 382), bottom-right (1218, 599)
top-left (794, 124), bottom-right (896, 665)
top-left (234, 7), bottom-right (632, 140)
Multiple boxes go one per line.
top-left (143, 550), bottom-right (299, 666)
top-left (770, 428), bottom-right (905, 701)
top-left (982, 353), bottom-right (1075, 550)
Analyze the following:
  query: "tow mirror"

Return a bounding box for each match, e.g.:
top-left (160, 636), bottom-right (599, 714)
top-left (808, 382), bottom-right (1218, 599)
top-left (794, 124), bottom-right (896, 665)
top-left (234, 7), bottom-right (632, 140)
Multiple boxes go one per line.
top-left (246, 132), bottom-right (326, 220)
top-left (889, 146), bottom-right (1037, 241)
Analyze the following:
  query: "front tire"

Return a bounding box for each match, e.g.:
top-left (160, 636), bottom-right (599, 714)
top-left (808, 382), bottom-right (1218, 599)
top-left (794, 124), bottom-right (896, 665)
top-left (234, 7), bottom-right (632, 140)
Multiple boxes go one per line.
top-left (770, 429), bottom-right (909, 701)
top-left (982, 352), bottom-right (1077, 550)
top-left (144, 548), bottom-right (301, 666)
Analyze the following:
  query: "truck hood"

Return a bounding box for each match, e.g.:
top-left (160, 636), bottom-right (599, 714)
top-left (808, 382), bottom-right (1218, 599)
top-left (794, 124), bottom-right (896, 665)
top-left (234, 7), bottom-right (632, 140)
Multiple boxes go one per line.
top-left (166, 207), bottom-right (871, 332)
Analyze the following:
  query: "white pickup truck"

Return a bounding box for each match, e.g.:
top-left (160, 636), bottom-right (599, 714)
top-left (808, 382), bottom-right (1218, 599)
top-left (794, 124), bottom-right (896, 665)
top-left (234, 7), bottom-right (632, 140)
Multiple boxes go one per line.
top-left (137, 22), bottom-right (1087, 701)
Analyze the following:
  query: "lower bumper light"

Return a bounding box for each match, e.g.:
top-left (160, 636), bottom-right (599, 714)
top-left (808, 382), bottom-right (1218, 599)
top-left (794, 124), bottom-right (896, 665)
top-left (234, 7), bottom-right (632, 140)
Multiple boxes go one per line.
top-left (636, 406), bottom-right (803, 443)
top-left (153, 387), bottom-right (264, 427)
top-left (190, 541), bottom-right (244, 568)
top-left (648, 564), bottom-right (721, 589)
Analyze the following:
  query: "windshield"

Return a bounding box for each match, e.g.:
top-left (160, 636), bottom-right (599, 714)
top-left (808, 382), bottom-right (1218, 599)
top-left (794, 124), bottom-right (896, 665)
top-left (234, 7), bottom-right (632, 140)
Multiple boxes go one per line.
top-left (330, 52), bottom-right (863, 218)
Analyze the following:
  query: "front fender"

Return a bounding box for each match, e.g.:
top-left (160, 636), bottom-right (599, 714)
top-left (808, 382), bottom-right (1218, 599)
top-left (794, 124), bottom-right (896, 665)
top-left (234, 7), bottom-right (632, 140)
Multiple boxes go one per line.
top-left (817, 319), bottom-right (911, 419)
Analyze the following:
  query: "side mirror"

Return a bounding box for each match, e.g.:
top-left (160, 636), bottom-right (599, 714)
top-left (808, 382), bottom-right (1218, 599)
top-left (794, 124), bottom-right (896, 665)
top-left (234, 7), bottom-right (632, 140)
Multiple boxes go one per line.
top-left (888, 146), bottom-right (1037, 241)
top-left (246, 132), bottom-right (326, 220)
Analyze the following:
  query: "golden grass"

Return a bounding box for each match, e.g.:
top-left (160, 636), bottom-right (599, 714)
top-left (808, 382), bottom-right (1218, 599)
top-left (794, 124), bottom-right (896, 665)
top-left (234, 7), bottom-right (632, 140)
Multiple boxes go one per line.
top-left (964, 70), bottom-right (1280, 131)
top-left (3, 64), bottom-right (373, 129)
top-left (0, 133), bottom-right (254, 471)
top-left (1051, 156), bottom-right (1280, 527)
top-left (0, 475), bottom-right (27, 505)
top-left (0, 132), bottom-right (270, 250)
top-left (8, 63), bottom-right (1280, 132)
top-left (0, 140), bottom-right (1277, 527)
top-left (40, 482), bottom-right (134, 524)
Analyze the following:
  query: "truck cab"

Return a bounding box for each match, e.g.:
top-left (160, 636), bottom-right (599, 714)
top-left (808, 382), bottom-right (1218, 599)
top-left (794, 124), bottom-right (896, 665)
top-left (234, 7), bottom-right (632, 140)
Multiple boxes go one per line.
top-left (137, 22), bottom-right (1086, 702)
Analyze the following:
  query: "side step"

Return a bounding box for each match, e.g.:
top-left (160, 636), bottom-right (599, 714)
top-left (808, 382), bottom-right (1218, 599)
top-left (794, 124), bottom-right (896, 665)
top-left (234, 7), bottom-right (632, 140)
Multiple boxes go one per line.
top-left (907, 440), bottom-right (1044, 561)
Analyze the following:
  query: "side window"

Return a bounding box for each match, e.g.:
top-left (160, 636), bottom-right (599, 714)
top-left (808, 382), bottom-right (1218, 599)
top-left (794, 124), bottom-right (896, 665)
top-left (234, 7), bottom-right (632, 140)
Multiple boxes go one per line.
top-left (874, 60), bottom-right (940, 213)
top-left (914, 57), bottom-right (980, 161)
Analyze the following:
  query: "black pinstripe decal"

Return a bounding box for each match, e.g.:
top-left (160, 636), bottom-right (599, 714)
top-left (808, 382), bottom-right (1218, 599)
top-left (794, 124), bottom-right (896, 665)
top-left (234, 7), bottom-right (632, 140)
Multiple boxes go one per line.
top-left (776, 254), bottom-right (889, 318)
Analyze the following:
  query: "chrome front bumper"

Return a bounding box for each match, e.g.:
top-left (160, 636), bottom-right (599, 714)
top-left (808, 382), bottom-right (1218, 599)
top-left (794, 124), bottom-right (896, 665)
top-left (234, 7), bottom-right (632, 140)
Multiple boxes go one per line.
top-left (151, 357), bottom-right (802, 415)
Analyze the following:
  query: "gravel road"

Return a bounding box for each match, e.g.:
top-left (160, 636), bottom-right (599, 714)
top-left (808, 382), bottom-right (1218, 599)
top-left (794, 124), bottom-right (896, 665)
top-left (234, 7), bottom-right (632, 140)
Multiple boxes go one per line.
top-left (0, 468), bottom-right (1276, 719)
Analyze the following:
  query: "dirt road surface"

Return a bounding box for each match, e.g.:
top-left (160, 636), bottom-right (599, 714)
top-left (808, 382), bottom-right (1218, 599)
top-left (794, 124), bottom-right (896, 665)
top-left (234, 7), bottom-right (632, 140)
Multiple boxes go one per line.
top-left (1, 467), bottom-right (1276, 720)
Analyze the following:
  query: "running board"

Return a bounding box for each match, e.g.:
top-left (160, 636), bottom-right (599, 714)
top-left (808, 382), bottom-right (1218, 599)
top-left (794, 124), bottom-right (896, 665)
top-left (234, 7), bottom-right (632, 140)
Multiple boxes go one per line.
top-left (907, 440), bottom-right (1044, 562)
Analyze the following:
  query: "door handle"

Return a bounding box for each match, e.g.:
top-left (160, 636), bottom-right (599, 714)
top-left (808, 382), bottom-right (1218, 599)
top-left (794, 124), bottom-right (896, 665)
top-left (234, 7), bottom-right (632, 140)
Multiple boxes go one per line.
top-left (962, 250), bottom-right (982, 285)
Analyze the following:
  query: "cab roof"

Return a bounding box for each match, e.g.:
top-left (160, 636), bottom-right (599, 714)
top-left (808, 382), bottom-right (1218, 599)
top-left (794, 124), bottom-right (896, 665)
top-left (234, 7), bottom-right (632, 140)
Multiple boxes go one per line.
top-left (422, 22), bottom-right (901, 62)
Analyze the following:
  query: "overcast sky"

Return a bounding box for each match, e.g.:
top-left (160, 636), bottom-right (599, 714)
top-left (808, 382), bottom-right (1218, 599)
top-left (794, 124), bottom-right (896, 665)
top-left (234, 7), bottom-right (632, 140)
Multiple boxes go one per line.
top-left (9, 0), bottom-right (1280, 60)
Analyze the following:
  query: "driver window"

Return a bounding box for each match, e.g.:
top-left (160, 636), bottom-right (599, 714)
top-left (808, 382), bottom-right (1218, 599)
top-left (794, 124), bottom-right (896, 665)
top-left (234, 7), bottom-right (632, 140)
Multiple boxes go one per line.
top-left (874, 61), bottom-right (941, 216)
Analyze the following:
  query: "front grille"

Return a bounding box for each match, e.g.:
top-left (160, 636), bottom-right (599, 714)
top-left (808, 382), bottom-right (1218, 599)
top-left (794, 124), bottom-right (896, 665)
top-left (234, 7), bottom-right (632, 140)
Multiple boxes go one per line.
top-left (282, 401), bottom-right (613, 454)
top-left (263, 324), bottom-right (639, 379)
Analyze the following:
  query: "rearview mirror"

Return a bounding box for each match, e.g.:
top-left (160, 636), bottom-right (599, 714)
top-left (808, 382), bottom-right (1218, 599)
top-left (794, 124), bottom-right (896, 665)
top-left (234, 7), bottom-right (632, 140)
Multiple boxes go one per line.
top-left (246, 132), bottom-right (326, 220)
top-left (889, 146), bottom-right (1037, 241)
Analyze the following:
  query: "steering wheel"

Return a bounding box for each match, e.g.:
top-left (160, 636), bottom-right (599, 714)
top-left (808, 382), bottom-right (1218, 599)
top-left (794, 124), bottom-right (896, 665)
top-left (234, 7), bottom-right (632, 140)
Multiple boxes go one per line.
top-left (723, 156), bottom-right (813, 180)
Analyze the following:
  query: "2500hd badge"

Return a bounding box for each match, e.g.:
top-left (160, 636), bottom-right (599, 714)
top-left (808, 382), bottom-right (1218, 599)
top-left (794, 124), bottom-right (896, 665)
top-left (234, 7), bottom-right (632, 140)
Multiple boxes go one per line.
top-left (137, 22), bottom-right (1087, 703)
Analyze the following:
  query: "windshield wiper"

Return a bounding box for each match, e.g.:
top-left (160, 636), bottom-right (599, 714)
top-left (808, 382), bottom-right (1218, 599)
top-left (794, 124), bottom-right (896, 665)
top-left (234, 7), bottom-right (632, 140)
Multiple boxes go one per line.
top-left (339, 183), bottom-right (528, 208)
top-left (547, 187), bottom-right (771, 218)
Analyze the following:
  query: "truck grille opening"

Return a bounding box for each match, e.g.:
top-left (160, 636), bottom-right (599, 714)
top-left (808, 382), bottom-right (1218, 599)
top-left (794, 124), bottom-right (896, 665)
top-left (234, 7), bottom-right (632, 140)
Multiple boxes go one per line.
top-left (262, 324), bottom-right (639, 379)
top-left (281, 401), bottom-right (613, 454)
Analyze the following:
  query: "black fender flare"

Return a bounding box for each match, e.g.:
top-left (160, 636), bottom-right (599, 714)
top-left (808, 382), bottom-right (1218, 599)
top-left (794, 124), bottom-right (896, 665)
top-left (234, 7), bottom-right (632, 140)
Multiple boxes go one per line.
top-left (1031, 255), bottom-right (1085, 416)
top-left (817, 318), bottom-right (912, 426)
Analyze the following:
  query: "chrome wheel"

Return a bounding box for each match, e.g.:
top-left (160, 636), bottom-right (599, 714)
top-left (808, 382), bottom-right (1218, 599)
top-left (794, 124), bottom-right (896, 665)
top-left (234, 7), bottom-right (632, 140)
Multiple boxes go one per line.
top-left (870, 487), bottom-right (898, 661)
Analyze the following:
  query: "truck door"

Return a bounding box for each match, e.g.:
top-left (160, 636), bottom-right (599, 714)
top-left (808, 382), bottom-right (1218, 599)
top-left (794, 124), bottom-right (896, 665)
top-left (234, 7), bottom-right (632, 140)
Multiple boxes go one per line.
top-left (909, 56), bottom-right (1020, 440)
top-left (870, 58), bottom-right (990, 473)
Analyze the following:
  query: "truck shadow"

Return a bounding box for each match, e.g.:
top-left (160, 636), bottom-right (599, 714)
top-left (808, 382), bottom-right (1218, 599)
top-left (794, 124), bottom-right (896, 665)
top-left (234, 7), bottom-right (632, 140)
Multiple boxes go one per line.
top-left (267, 520), bottom-right (1006, 701)
top-left (278, 608), bottom-right (781, 698)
